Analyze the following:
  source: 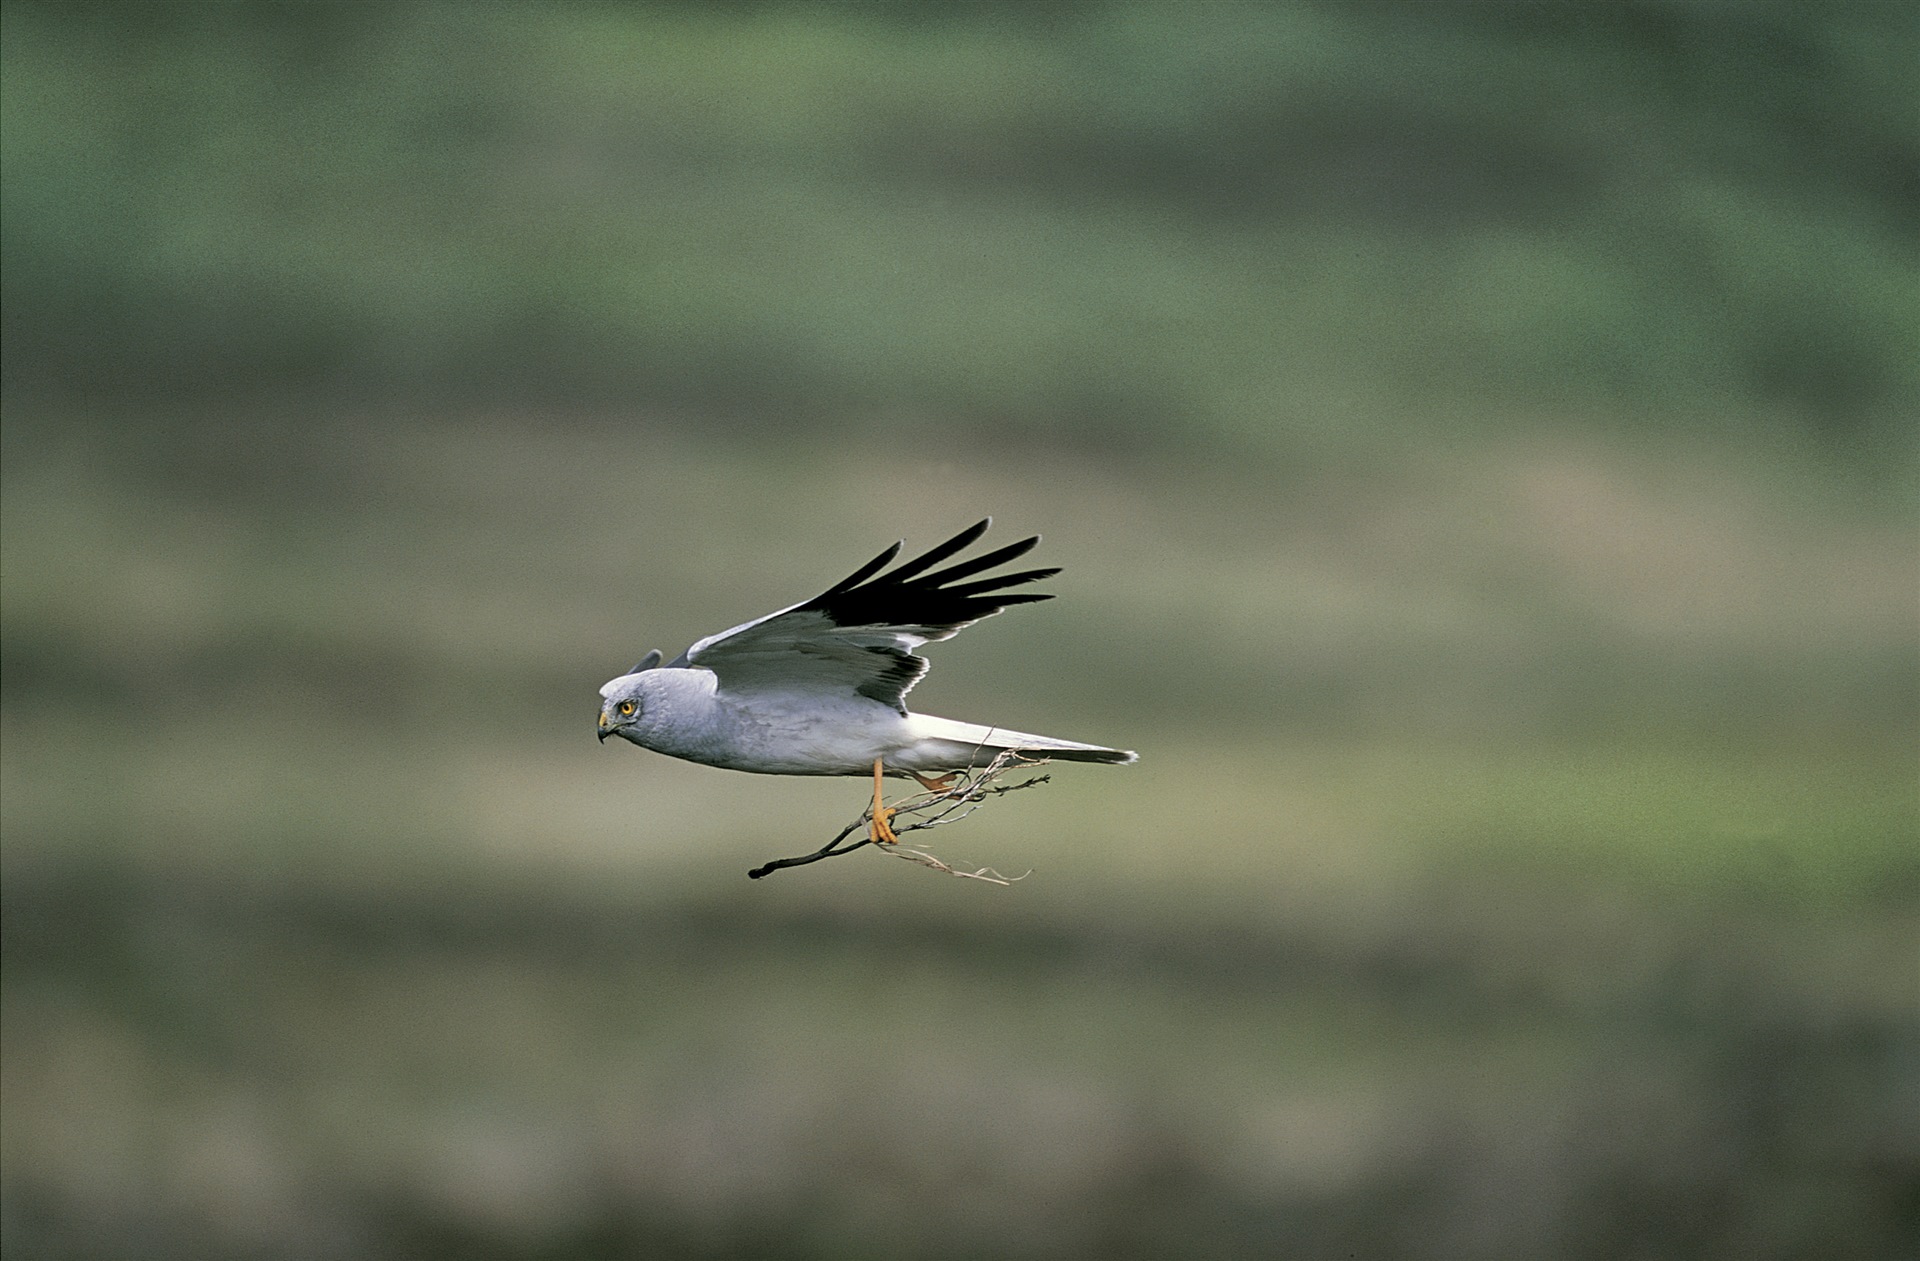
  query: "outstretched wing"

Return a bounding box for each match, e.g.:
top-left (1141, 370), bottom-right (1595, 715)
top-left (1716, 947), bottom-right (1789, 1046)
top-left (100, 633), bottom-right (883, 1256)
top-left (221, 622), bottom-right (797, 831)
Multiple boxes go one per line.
top-left (674, 519), bottom-right (1057, 714)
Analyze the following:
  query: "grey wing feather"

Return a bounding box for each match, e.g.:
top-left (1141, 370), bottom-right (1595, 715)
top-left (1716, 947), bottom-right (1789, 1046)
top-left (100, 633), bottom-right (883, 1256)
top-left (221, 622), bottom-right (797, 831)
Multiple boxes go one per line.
top-left (681, 519), bottom-right (1055, 714)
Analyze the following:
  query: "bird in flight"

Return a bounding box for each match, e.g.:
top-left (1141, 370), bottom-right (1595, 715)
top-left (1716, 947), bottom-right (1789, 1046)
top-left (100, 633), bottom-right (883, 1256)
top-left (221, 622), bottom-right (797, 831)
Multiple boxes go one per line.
top-left (597, 519), bottom-right (1134, 846)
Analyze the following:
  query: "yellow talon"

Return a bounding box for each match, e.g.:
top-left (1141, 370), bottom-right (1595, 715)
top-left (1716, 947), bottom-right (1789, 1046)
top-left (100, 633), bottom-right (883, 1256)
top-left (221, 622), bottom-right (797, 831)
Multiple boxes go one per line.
top-left (870, 757), bottom-right (900, 844)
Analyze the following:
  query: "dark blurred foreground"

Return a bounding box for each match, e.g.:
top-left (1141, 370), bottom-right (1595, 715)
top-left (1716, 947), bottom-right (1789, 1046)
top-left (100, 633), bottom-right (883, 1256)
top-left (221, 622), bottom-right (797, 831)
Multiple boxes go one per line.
top-left (5, 859), bottom-right (1914, 1261)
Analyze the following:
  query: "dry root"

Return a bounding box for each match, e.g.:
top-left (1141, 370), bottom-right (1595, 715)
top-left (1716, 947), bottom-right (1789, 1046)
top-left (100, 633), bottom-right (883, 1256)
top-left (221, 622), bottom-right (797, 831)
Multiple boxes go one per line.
top-left (746, 749), bottom-right (1049, 881)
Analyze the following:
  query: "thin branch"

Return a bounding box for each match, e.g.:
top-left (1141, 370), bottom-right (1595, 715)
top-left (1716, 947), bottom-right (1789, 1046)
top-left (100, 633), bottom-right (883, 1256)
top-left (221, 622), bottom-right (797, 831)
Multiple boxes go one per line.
top-left (746, 750), bottom-right (1051, 881)
top-left (745, 820), bottom-right (871, 879)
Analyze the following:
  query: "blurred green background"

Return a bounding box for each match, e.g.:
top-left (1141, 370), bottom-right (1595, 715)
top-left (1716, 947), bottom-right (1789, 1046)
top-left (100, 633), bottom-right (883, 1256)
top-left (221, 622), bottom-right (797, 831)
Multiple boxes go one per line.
top-left (2, 1), bottom-right (1916, 1257)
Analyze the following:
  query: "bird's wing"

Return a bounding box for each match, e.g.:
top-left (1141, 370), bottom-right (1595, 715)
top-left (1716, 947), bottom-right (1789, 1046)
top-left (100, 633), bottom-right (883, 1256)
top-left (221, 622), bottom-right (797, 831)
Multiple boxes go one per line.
top-left (675, 519), bottom-right (1057, 715)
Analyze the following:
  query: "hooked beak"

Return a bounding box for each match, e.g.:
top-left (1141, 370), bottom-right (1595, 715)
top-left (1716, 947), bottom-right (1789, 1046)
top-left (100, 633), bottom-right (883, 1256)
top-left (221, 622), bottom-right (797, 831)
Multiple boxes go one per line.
top-left (597, 710), bottom-right (612, 742)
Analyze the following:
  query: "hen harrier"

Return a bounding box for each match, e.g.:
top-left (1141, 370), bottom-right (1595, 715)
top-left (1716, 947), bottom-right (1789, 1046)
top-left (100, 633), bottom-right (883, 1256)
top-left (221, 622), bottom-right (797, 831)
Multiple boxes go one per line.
top-left (597, 519), bottom-right (1134, 844)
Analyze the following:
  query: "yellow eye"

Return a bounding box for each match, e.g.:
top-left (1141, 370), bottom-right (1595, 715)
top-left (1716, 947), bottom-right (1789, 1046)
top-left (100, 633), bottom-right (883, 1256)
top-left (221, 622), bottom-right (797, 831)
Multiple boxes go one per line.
top-left (617, 700), bottom-right (636, 716)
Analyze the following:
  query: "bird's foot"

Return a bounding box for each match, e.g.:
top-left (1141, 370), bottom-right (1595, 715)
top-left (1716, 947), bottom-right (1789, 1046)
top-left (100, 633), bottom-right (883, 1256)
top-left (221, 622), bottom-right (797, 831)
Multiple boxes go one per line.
top-left (869, 757), bottom-right (900, 844)
top-left (907, 770), bottom-right (960, 793)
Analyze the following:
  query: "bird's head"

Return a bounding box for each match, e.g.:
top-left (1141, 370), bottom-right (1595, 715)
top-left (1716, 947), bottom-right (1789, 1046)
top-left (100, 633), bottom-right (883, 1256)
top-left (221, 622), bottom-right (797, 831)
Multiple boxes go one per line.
top-left (597, 673), bottom-right (648, 744)
top-left (598, 650), bottom-right (663, 743)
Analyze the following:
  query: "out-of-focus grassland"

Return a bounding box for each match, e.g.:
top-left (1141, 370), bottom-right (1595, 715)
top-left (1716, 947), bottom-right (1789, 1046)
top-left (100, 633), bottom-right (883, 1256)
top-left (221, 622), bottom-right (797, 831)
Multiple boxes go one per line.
top-left (3, 0), bottom-right (1918, 1256)
top-left (4, 411), bottom-right (1910, 901)
top-left (4, 407), bottom-right (1914, 1258)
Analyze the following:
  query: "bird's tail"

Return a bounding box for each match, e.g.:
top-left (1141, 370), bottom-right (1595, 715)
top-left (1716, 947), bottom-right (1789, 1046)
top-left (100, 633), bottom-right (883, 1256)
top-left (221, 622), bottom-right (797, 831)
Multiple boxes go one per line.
top-left (904, 714), bottom-right (1136, 767)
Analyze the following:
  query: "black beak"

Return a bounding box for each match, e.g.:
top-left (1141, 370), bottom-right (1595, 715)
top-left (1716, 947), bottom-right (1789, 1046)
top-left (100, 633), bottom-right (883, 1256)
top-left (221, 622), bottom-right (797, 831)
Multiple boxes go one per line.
top-left (598, 727), bottom-right (610, 743)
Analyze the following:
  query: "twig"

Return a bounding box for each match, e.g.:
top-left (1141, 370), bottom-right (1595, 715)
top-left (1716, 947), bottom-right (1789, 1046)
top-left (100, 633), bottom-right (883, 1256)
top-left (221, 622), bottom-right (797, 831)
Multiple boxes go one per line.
top-left (746, 750), bottom-right (1050, 881)
top-left (745, 820), bottom-right (871, 879)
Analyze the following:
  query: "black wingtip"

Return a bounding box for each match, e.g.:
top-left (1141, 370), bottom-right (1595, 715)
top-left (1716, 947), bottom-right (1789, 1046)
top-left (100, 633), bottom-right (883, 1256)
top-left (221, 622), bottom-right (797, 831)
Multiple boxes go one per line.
top-left (939, 566), bottom-right (1060, 599)
top-left (924, 534), bottom-right (1041, 585)
top-left (806, 519), bottom-right (1060, 631)
top-left (825, 540), bottom-right (903, 596)
top-left (880, 519), bottom-right (993, 585)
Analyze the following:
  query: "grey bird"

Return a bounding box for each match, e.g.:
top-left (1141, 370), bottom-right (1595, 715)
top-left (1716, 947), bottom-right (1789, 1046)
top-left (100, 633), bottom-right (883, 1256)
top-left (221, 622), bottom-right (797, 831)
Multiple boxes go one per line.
top-left (596, 519), bottom-right (1135, 844)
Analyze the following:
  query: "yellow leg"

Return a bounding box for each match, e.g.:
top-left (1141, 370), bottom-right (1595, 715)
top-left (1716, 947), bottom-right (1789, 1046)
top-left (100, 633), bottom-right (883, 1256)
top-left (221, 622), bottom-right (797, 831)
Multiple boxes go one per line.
top-left (869, 757), bottom-right (900, 844)
top-left (907, 770), bottom-right (960, 792)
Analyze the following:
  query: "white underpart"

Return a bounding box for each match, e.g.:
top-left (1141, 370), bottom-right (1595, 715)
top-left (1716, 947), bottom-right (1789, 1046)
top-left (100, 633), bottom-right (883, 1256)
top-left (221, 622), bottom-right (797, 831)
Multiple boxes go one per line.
top-left (599, 668), bottom-right (1131, 777)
